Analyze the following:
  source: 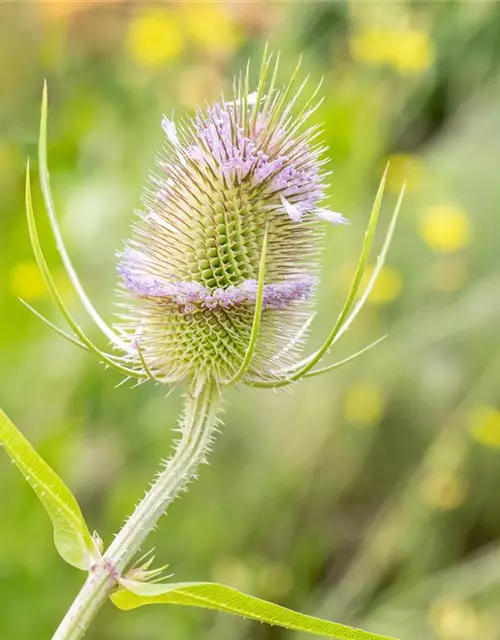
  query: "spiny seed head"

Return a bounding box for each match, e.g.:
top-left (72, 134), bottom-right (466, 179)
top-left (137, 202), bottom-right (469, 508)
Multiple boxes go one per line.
top-left (115, 56), bottom-right (347, 392)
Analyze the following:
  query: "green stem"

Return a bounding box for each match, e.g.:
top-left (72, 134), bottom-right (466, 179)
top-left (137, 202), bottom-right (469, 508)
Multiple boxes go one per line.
top-left (52, 385), bottom-right (220, 640)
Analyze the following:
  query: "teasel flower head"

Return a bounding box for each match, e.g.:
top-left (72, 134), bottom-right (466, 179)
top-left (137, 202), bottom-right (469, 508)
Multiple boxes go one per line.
top-left (116, 55), bottom-right (347, 393)
top-left (23, 53), bottom-right (404, 397)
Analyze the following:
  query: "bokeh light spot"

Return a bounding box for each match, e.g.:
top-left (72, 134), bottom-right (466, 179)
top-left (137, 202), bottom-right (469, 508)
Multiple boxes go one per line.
top-left (428, 599), bottom-right (480, 640)
top-left (181, 2), bottom-right (240, 55)
top-left (350, 27), bottom-right (434, 74)
top-left (387, 154), bottom-right (425, 193)
top-left (9, 261), bottom-right (46, 302)
top-left (421, 471), bottom-right (467, 510)
top-left (419, 204), bottom-right (471, 253)
top-left (468, 406), bottom-right (500, 449)
top-left (211, 557), bottom-right (253, 593)
top-left (366, 265), bottom-right (403, 305)
top-left (256, 562), bottom-right (293, 599)
top-left (127, 8), bottom-right (183, 67)
top-left (344, 382), bottom-right (384, 426)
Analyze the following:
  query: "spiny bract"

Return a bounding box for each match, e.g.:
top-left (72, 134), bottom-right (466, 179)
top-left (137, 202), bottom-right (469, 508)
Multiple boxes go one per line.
top-left (116, 56), bottom-right (346, 392)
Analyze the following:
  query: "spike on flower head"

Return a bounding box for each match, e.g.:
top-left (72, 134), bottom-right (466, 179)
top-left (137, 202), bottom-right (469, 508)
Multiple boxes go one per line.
top-left (115, 55), bottom-right (346, 391)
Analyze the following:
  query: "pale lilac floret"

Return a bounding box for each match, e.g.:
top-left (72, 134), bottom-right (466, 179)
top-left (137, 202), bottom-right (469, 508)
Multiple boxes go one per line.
top-left (189, 103), bottom-right (326, 221)
top-left (161, 115), bottom-right (179, 146)
top-left (119, 264), bottom-right (316, 312)
top-left (316, 209), bottom-right (349, 225)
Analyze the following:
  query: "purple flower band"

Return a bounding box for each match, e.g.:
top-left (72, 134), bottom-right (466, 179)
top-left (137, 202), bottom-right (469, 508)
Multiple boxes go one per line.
top-left (119, 265), bottom-right (316, 313)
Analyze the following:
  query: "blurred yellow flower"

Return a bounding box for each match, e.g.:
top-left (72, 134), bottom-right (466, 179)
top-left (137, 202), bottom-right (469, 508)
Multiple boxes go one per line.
top-left (344, 382), bottom-right (384, 427)
top-left (391, 28), bottom-right (435, 73)
top-left (9, 261), bottom-right (46, 302)
top-left (181, 2), bottom-right (240, 55)
top-left (429, 599), bottom-right (479, 640)
top-left (421, 470), bottom-right (467, 510)
top-left (256, 562), bottom-right (293, 599)
top-left (387, 153), bottom-right (425, 193)
top-left (336, 263), bottom-right (402, 306)
top-left (351, 27), bottom-right (434, 74)
top-left (365, 265), bottom-right (403, 305)
top-left (468, 406), bottom-right (500, 449)
top-left (419, 204), bottom-right (471, 253)
top-left (127, 8), bottom-right (183, 67)
top-left (211, 557), bottom-right (253, 592)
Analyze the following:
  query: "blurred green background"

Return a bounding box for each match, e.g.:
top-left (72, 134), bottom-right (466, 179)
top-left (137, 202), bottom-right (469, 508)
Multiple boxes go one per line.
top-left (2, 2), bottom-right (500, 639)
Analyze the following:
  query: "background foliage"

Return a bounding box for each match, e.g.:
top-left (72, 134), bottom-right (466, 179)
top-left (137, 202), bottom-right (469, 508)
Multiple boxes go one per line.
top-left (1, 2), bottom-right (500, 639)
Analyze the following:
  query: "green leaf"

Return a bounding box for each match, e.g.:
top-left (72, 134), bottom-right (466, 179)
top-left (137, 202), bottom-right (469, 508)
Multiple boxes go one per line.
top-left (111, 579), bottom-right (400, 640)
top-left (0, 409), bottom-right (98, 570)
